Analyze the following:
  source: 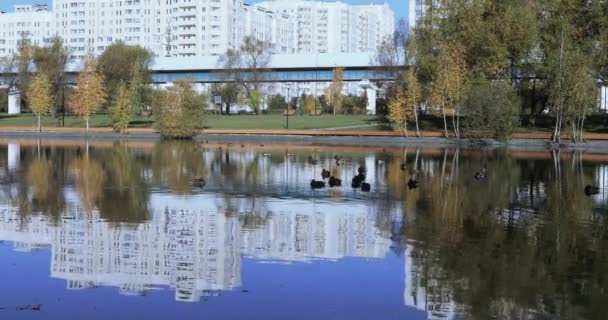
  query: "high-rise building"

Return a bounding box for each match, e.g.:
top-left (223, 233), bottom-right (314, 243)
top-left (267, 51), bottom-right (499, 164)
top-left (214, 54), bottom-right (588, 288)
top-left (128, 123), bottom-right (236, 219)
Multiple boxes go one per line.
top-left (0, 4), bottom-right (53, 57)
top-left (257, 0), bottom-right (394, 54)
top-left (0, 0), bottom-right (395, 61)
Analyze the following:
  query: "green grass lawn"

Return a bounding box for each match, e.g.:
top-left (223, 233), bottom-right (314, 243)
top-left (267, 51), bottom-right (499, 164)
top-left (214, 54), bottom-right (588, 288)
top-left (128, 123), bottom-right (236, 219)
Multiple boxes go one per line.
top-left (0, 113), bottom-right (383, 130)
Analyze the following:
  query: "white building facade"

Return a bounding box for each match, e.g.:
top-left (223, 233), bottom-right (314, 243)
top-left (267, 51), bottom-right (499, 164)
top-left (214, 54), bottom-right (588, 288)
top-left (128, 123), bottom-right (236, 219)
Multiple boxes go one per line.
top-left (0, 4), bottom-right (53, 57)
top-left (0, 0), bottom-right (395, 61)
top-left (257, 0), bottom-right (394, 54)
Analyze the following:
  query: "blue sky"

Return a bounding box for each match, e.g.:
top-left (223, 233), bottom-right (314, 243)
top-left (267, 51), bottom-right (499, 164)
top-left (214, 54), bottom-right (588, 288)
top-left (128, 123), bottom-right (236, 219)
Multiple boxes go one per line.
top-left (1, 0), bottom-right (407, 22)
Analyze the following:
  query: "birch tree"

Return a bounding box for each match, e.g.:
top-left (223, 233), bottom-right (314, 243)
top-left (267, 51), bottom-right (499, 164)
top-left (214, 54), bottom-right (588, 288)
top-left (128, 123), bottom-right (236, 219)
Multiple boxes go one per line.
top-left (70, 57), bottom-right (107, 132)
top-left (26, 73), bottom-right (54, 132)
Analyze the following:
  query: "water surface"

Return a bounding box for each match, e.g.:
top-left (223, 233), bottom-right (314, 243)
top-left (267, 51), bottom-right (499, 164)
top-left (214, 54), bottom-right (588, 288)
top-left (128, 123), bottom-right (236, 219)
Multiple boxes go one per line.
top-left (0, 140), bottom-right (606, 320)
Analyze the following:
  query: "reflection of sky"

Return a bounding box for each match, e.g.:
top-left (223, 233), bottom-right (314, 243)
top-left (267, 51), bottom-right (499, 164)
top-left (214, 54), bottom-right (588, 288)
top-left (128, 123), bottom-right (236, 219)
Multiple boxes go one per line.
top-left (0, 238), bottom-right (426, 320)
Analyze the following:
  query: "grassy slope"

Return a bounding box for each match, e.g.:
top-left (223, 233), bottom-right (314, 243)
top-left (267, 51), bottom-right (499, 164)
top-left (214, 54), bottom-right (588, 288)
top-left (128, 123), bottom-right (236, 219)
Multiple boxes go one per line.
top-left (0, 113), bottom-right (381, 130)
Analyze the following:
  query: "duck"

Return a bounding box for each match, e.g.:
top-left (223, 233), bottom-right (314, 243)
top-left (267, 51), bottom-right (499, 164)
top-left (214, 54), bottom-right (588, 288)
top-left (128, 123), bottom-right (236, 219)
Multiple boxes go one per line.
top-left (474, 167), bottom-right (488, 180)
top-left (351, 173), bottom-right (366, 188)
top-left (310, 179), bottom-right (326, 189)
top-left (321, 169), bottom-right (330, 179)
top-left (358, 166), bottom-right (366, 174)
top-left (584, 185), bottom-right (600, 196)
top-left (361, 182), bottom-right (371, 192)
top-left (407, 179), bottom-right (418, 190)
top-left (191, 178), bottom-right (206, 188)
top-left (400, 164), bottom-right (407, 171)
top-left (262, 152), bottom-right (271, 157)
top-left (329, 176), bottom-right (342, 187)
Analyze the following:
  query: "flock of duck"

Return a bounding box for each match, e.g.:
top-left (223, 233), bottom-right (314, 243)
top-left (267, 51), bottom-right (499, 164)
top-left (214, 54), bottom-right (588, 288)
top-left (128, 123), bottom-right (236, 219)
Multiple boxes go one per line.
top-left (193, 144), bottom-right (604, 197)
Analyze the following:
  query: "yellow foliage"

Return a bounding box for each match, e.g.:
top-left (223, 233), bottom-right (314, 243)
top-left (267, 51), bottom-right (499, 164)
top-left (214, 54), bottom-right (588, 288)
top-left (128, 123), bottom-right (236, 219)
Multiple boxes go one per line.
top-left (70, 156), bottom-right (105, 214)
top-left (26, 73), bottom-right (54, 131)
top-left (305, 95), bottom-right (316, 113)
top-left (388, 69), bottom-right (421, 135)
top-left (327, 67), bottom-right (344, 114)
top-left (27, 158), bottom-right (52, 202)
top-left (70, 56), bottom-right (107, 130)
top-left (110, 82), bottom-right (131, 134)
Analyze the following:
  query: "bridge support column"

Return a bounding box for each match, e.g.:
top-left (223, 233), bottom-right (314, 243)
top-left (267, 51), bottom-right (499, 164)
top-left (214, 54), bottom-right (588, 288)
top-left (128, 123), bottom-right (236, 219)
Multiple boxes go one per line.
top-left (359, 79), bottom-right (377, 115)
top-left (8, 90), bottom-right (21, 115)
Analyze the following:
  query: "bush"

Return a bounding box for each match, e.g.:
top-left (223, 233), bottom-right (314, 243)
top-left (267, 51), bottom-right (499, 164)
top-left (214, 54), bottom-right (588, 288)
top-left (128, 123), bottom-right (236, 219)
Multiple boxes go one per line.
top-left (463, 78), bottom-right (520, 141)
top-left (153, 80), bottom-right (205, 139)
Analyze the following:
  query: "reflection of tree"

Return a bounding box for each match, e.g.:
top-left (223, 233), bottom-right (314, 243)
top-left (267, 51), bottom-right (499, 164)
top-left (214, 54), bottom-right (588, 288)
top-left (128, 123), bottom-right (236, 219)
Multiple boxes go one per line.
top-left (26, 158), bottom-right (52, 207)
top-left (70, 155), bottom-right (105, 214)
top-left (151, 141), bottom-right (205, 194)
top-left (97, 143), bottom-right (150, 223)
top-left (405, 151), bottom-right (608, 320)
top-left (16, 146), bottom-right (67, 220)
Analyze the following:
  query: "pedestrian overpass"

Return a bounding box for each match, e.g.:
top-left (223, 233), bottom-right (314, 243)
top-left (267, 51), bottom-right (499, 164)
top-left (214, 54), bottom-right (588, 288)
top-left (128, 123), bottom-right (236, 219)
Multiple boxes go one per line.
top-left (0, 52), bottom-right (403, 85)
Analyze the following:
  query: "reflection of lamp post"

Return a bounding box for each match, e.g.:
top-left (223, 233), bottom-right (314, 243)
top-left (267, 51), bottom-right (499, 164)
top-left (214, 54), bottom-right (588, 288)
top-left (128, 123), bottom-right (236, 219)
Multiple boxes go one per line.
top-left (286, 86), bottom-right (290, 129)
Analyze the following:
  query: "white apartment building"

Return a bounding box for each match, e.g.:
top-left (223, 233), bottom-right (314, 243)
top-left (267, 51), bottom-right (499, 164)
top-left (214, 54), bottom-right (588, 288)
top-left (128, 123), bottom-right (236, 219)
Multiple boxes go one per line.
top-left (408, 0), bottom-right (426, 35)
top-left (0, 4), bottom-right (53, 57)
top-left (0, 0), bottom-right (394, 61)
top-left (257, 0), bottom-right (394, 54)
top-left (241, 3), bottom-right (295, 54)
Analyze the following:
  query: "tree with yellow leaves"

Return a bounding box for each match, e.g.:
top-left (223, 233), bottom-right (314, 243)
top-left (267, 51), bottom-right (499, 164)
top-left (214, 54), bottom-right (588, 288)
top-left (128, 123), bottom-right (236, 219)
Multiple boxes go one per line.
top-left (388, 69), bottom-right (422, 137)
top-left (110, 81), bottom-right (131, 134)
top-left (26, 73), bottom-right (54, 132)
top-left (388, 83), bottom-right (409, 136)
top-left (430, 44), bottom-right (467, 138)
top-left (326, 67), bottom-right (344, 115)
top-left (305, 95), bottom-right (316, 115)
top-left (70, 56), bottom-right (106, 132)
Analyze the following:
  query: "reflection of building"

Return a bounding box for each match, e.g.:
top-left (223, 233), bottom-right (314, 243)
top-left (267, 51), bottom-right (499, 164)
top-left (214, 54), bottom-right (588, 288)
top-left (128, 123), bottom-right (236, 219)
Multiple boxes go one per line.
top-left (0, 192), bottom-right (393, 302)
top-left (404, 244), bottom-right (466, 320)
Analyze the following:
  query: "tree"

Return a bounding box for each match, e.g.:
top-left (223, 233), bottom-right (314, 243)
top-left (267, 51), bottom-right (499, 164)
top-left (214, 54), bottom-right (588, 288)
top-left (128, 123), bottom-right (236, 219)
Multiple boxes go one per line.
top-left (26, 73), bottom-right (53, 132)
top-left (327, 67), bottom-right (344, 115)
top-left (267, 94), bottom-right (288, 112)
top-left (128, 61), bottom-right (146, 116)
top-left (305, 95), bottom-right (316, 114)
top-left (70, 57), bottom-right (107, 131)
top-left (15, 32), bottom-right (33, 99)
top-left (110, 82), bottom-right (131, 134)
top-left (388, 83), bottom-right (409, 135)
top-left (388, 69), bottom-right (422, 137)
top-left (462, 78), bottom-right (520, 141)
top-left (210, 83), bottom-right (240, 114)
top-left (249, 89), bottom-right (261, 114)
top-left (98, 42), bottom-right (153, 104)
top-left (0, 55), bottom-right (17, 91)
top-left (32, 36), bottom-right (69, 116)
top-left (218, 36), bottom-right (271, 111)
top-left (154, 80), bottom-right (205, 139)
top-left (373, 18), bottom-right (408, 81)
top-left (406, 69), bottom-right (422, 137)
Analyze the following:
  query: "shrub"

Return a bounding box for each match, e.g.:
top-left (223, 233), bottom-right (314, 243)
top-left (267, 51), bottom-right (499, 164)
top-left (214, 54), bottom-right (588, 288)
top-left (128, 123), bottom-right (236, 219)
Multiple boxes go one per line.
top-left (463, 78), bottom-right (520, 141)
top-left (153, 80), bottom-right (205, 139)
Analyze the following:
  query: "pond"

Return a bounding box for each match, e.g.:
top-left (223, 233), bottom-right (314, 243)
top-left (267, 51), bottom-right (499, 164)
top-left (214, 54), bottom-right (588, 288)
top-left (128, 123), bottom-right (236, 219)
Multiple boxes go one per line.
top-left (0, 139), bottom-right (606, 320)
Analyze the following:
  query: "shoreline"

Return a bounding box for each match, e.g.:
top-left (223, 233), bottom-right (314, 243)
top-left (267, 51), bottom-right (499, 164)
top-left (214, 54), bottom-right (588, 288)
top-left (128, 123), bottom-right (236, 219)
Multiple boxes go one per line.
top-left (1, 127), bottom-right (608, 153)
